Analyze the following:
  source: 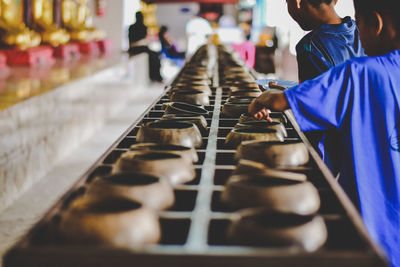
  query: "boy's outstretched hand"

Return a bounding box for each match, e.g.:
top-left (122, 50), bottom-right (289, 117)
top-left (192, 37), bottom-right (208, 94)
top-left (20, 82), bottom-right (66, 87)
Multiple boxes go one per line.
top-left (248, 99), bottom-right (272, 121)
top-left (247, 89), bottom-right (290, 120)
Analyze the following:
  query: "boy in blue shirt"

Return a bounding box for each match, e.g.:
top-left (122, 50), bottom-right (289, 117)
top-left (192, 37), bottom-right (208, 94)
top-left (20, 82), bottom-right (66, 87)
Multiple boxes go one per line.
top-left (287, 0), bottom-right (365, 174)
top-left (249, 0), bottom-right (400, 265)
top-left (288, 0), bottom-right (364, 82)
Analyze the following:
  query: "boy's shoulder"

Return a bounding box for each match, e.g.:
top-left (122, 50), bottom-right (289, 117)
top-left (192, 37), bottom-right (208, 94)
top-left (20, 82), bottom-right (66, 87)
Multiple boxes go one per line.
top-left (296, 17), bottom-right (358, 55)
top-left (348, 50), bottom-right (400, 68)
top-left (332, 55), bottom-right (378, 73)
top-left (335, 51), bottom-right (400, 82)
top-left (295, 28), bottom-right (333, 55)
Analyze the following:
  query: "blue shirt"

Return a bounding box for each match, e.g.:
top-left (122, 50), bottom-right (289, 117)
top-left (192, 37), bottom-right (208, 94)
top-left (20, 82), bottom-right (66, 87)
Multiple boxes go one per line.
top-left (285, 50), bottom-right (400, 266)
top-left (296, 16), bottom-right (364, 82)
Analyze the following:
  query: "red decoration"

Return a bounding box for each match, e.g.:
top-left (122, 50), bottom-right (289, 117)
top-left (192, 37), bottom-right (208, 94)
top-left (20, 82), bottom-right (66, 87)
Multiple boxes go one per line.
top-left (2, 46), bottom-right (55, 66)
top-left (97, 38), bottom-right (113, 54)
top-left (78, 42), bottom-right (100, 55)
top-left (0, 52), bottom-right (6, 68)
top-left (53, 43), bottom-right (80, 60)
top-left (202, 11), bottom-right (219, 21)
top-left (0, 52), bottom-right (10, 80)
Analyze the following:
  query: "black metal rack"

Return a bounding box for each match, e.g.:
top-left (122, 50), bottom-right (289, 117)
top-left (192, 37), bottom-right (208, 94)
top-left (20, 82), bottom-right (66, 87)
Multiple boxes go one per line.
top-left (4, 45), bottom-right (387, 267)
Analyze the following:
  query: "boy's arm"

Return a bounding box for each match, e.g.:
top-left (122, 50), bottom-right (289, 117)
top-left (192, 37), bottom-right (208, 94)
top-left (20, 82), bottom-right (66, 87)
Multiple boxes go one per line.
top-left (250, 61), bottom-right (357, 132)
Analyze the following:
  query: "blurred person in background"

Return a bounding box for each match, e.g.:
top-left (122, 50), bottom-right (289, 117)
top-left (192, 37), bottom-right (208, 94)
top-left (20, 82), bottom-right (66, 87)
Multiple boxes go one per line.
top-left (158, 25), bottom-right (185, 59)
top-left (128, 11), bottom-right (163, 83)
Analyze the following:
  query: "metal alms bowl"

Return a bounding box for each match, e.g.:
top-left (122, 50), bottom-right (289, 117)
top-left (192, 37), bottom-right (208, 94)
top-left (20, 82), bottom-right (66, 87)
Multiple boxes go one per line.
top-left (129, 142), bottom-right (198, 163)
top-left (113, 151), bottom-right (196, 185)
top-left (225, 128), bottom-right (284, 148)
top-left (86, 172), bottom-right (175, 210)
top-left (222, 78), bottom-right (257, 86)
top-left (59, 197), bottom-right (161, 248)
top-left (163, 102), bottom-right (209, 116)
top-left (170, 85), bottom-right (212, 96)
top-left (220, 174), bottom-right (320, 215)
top-left (227, 208), bottom-right (327, 252)
top-left (233, 159), bottom-right (307, 182)
top-left (228, 90), bottom-right (262, 98)
top-left (177, 72), bottom-right (209, 80)
top-left (229, 85), bottom-right (260, 92)
top-left (170, 90), bottom-right (210, 106)
top-left (234, 120), bottom-right (287, 137)
top-left (173, 79), bottom-right (209, 87)
top-left (161, 114), bottom-right (208, 135)
top-left (223, 73), bottom-right (253, 80)
top-left (221, 103), bottom-right (250, 118)
top-left (239, 113), bottom-right (286, 124)
top-left (226, 96), bottom-right (256, 104)
top-left (236, 140), bottom-right (309, 167)
top-left (136, 120), bottom-right (202, 148)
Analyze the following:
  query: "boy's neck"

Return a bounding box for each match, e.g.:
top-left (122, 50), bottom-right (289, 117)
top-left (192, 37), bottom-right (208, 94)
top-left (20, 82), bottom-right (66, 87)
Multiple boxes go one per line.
top-left (394, 42), bottom-right (400, 50)
top-left (309, 4), bottom-right (342, 28)
top-left (381, 41), bottom-right (400, 54)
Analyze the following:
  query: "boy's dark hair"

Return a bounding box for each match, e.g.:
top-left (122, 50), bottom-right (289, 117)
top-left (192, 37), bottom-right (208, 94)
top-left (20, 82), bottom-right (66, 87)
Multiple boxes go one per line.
top-left (354, 0), bottom-right (400, 32)
top-left (305, 0), bottom-right (334, 8)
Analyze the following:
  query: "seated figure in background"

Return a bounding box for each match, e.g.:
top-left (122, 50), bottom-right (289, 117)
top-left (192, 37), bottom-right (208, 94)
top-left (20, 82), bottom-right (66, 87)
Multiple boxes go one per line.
top-left (158, 25), bottom-right (185, 59)
top-left (32, 0), bottom-right (70, 47)
top-left (128, 11), bottom-right (163, 83)
top-left (61, 0), bottom-right (104, 43)
top-left (0, 0), bottom-right (41, 49)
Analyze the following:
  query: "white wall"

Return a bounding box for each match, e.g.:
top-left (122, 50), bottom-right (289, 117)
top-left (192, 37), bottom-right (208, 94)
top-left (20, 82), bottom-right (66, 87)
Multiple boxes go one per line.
top-left (92, 0), bottom-right (124, 51)
top-left (335, 0), bottom-right (355, 18)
